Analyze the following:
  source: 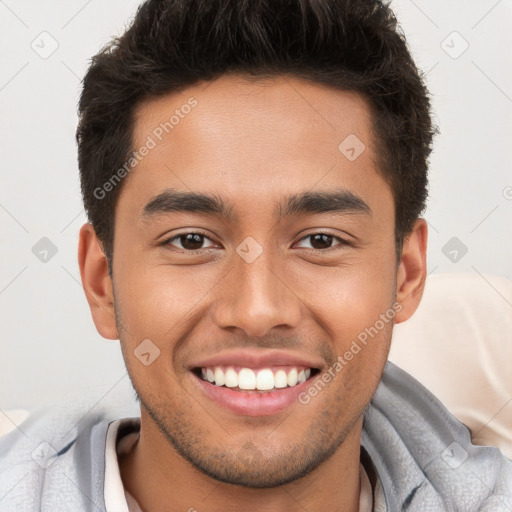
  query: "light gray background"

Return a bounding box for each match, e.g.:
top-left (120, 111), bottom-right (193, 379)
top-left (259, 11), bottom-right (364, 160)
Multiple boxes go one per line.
top-left (1, 0), bottom-right (511, 411)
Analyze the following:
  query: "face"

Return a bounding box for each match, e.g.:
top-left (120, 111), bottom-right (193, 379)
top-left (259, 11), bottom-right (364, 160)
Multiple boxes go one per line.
top-left (80, 74), bottom-right (426, 488)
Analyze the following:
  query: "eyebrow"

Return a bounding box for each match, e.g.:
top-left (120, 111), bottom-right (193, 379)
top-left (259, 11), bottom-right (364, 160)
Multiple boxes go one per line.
top-left (139, 187), bottom-right (371, 222)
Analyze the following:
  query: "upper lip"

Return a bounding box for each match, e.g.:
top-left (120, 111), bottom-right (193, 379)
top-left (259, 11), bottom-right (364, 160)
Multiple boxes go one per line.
top-left (189, 348), bottom-right (325, 370)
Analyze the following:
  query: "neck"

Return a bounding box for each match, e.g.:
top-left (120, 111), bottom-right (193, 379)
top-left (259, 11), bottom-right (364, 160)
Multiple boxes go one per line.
top-left (118, 413), bottom-right (364, 512)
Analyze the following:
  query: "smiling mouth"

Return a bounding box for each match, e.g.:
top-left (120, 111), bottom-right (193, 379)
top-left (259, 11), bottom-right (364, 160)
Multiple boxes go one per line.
top-left (191, 366), bottom-right (320, 393)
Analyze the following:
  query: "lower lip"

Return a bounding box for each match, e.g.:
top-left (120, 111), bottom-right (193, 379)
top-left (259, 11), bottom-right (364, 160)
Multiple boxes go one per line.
top-left (191, 372), bottom-right (316, 417)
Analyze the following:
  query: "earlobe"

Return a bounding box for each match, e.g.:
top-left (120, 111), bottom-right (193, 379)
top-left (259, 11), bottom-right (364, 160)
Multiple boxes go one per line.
top-left (394, 218), bottom-right (428, 324)
top-left (78, 223), bottom-right (119, 340)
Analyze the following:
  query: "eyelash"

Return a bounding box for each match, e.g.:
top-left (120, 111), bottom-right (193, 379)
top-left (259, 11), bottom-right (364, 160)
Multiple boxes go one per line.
top-left (159, 231), bottom-right (350, 252)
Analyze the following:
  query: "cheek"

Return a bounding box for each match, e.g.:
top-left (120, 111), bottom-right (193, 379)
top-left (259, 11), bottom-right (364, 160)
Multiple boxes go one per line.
top-left (288, 248), bottom-right (396, 378)
top-left (296, 256), bottom-right (395, 330)
top-left (113, 256), bottom-right (226, 352)
top-left (115, 274), bottom-right (190, 339)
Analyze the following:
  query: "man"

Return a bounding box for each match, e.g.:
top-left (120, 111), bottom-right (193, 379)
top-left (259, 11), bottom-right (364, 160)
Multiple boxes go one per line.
top-left (1, 0), bottom-right (511, 510)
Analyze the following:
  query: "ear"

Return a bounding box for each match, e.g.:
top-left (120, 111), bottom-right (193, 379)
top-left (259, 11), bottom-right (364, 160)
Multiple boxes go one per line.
top-left (394, 218), bottom-right (428, 324)
top-left (78, 223), bottom-right (118, 339)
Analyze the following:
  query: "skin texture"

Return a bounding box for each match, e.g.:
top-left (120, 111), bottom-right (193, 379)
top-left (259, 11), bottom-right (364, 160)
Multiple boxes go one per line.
top-left (78, 74), bottom-right (427, 512)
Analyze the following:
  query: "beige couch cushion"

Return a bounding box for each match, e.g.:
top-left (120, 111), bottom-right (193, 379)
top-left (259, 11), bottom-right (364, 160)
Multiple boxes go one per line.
top-left (389, 272), bottom-right (512, 459)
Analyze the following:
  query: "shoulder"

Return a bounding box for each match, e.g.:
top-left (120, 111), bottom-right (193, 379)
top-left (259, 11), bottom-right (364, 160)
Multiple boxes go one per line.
top-left (362, 361), bottom-right (512, 511)
top-left (0, 399), bottom-right (139, 511)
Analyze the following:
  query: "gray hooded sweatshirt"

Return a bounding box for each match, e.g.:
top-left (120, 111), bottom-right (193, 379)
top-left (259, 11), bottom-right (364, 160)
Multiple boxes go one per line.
top-left (0, 361), bottom-right (511, 511)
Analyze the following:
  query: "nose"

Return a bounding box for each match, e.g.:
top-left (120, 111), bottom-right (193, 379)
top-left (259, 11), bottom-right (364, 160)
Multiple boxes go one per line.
top-left (212, 246), bottom-right (302, 338)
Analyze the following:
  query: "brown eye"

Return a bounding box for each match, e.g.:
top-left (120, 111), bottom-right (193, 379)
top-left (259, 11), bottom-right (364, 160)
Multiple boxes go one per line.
top-left (162, 232), bottom-right (216, 251)
top-left (296, 233), bottom-right (346, 250)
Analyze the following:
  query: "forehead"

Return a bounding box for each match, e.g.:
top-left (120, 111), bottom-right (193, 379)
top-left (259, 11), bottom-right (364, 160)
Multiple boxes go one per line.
top-left (133, 73), bottom-right (375, 156)
top-left (119, 74), bottom-right (390, 219)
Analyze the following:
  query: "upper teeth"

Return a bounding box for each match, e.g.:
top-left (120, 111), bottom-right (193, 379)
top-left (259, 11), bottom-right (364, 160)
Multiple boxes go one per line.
top-left (201, 366), bottom-right (312, 390)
